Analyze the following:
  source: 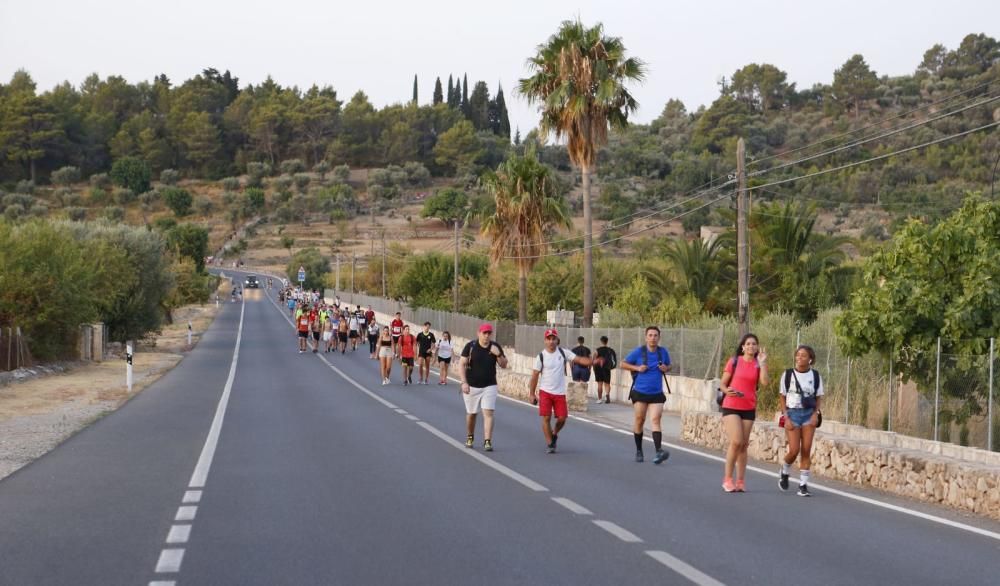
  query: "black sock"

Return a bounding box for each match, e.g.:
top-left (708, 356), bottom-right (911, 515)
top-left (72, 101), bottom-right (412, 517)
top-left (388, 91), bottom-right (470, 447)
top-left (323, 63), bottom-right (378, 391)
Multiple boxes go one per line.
top-left (653, 431), bottom-right (662, 452)
top-left (634, 432), bottom-right (643, 451)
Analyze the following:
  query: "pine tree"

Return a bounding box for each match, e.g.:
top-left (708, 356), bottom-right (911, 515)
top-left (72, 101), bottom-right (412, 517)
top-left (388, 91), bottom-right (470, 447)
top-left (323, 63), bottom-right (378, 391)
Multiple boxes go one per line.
top-left (461, 74), bottom-right (469, 112)
top-left (491, 83), bottom-right (511, 139)
top-left (447, 75), bottom-right (457, 108)
top-left (513, 128), bottom-right (521, 146)
top-left (412, 74), bottom-right (418, 105)
top-left (433, 77), bottom-right (444, 105)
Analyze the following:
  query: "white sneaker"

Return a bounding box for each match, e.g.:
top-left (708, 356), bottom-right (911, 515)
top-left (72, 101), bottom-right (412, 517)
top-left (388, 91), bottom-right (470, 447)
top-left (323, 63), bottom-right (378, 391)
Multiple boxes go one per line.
top-left (382, 379), bottom-right (388, 386)
top-left (594, 399), bottom-right (604, 404)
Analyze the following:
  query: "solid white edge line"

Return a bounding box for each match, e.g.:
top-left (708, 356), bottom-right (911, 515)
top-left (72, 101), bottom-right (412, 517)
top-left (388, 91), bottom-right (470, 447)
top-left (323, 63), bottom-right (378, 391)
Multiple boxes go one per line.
top-left (592, 519), bottom-right (643, 543)
top-left (646, 550), bottom-right (727, 586)
top-left (552, 496), bottom-right (593, 516)
top-left (166, 525), bottom-right (191, 544)
top-left (175, 506), bottom-right (197, 522)
top-left (416, 421), bottom-right (549, 492)
top-left (182, 490), bottom-right (202, 504)
top-left (155, 548), bottom-right (184, 573)
top-left (188, 300), bottom-right (245, 488)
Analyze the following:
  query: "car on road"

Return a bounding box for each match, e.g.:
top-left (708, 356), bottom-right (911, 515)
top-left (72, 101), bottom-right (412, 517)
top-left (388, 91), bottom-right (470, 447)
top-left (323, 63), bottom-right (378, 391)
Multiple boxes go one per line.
top-left (245, 275), bottom-right (260, 289)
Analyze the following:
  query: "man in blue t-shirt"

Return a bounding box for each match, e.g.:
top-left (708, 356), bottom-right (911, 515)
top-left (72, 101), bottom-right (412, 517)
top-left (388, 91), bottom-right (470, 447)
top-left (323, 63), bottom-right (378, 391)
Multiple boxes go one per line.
top-left (621, 326), bottom-right (672, 465)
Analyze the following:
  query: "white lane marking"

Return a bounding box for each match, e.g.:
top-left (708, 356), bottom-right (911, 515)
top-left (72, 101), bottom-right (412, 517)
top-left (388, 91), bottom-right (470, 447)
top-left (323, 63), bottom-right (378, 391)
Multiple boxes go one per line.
top-left (394, 408), bottom-right (408, 414)
top-left (188, 300), bottom-right (245, 488)
top-left (646, 550), bottom-right (726, 586)
top-left (149, 581), bottom-right (176, 586)
top-left (573, 416), bottom-right (594, 423)
top-left (593, 520), bottom-right (643, 543)
top-left (593, 423), bottom-right (613, 429)
top-left (182, 490), bottom-right (202, 504)
top-left (175, 506), bottom-right (197, 522)
top-left (404, 414), bottom-right (420, 421)
top-left (166, 525), bottom-right (191, 544)
top-left (552, 497), bottom-right (593, 516)
top-left (416, 421), bottom-right (549, 492)
top-left (155, 549), bottom-right (184, 573)
top-left (615, 429), bottom-right (632, 435)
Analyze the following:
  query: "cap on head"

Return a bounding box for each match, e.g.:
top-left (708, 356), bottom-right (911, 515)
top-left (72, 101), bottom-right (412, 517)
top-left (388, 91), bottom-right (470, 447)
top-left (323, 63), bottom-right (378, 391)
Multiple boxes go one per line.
top-left (478, 323), bottom-right (493, 334)
top-left (544, 328), bottom-right (559, 339)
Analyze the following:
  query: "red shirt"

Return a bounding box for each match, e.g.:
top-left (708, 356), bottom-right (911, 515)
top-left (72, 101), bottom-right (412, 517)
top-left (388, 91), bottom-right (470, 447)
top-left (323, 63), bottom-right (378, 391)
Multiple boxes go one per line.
top-left (365, 310), bottom-right (375, 324)
top-left (390, 318), bottom-right (404, 336)
top-left (400, 334), bottom-right (416, 358)
top-left (723, 356), bottom-right (761, 411)
top-left (296, 314), bottom-right (310, 333)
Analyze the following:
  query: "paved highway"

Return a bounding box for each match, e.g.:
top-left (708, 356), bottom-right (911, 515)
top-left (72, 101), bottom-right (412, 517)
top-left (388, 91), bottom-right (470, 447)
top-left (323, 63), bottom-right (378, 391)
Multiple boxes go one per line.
top-left (1, 279), bottom-right (999, 585)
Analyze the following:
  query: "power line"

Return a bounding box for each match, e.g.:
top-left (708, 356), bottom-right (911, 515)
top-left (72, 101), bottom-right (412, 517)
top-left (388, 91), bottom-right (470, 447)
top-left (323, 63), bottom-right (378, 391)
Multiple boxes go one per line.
top-left (748, 120), bottom-right (1000, 193)
top-left (748, 93), bottom-right (1000, 179)
top-left (749, 79), bottom-right (997, 168)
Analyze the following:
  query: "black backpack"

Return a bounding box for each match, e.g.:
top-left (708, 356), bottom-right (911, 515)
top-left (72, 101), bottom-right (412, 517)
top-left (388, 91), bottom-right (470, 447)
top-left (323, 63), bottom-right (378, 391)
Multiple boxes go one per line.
top-left (784, 368), bottom-right (821, 409)
top-left (538, 347), bottom-right (570, 376)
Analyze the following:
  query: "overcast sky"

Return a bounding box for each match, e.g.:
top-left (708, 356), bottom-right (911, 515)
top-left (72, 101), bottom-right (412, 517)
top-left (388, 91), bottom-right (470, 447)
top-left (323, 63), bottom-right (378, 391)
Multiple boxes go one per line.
top-left (2, 1), bottom-right (997, 135)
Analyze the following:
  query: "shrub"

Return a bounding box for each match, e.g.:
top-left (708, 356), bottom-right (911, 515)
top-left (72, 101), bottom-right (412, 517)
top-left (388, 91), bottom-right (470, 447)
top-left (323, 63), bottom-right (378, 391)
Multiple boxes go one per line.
top-left (245, 187), bottom-right (266, 211)
top-left (29, 203), bottom-right (49, 217)
top-left (294, 173), bottom-right (311, 193)
top-left (89, 186), bottom-right (110, 205)
top-left (280, 159), bottom-right (305, 175)
top-left (332, 164), bottom-right (350, 182)
top-left (110, 156), bottom-right (152, 194)
top-left (221, 176), bottom-right (241, 191)
top-left (194, 196), bottom-right (214, 216)
top-left (3, 204), bottom-right (24, 220)
top-left (104, 206), bottom-right (125, 221)
top-left (162, 187), bottom-right (193, 217)
top-left (65, 207), bottom-right (87, 221)
top-left (115, 188), bottom-right (137, 205)
top-left (160, 168), bottom-right (180, 185)
top-left (15, 180), bottom-right (34, 194)
top-left (313, 161), bottom-right (331, 180)
top-left (89, 173), bottom-right (111, 188)
top-left (51, 166), bottom-right (81, 186)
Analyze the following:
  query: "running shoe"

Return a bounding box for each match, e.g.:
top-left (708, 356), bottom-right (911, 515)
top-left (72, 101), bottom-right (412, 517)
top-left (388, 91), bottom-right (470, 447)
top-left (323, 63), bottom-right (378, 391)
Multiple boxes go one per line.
top-left (483, 439), bottom-right (493, 452)
top-left (546, 443), bottom-right (556, 454)
top-left (722, 478), bottom-right (737, 493)
top-left (465, 435), bottom-right (474, 448)
top-left (735, 479), bottom-right (746, 492)
top-left (653, 450), bottom-right (670, 465)
top-left (635, 450), bottom-right (644, 463)
top-left (797, 484), bottom-right (811, 497)
top-left (604, 397), bottom-right (610, 404)
top-left (779, 471), bottom-right (790, 491)
top-left (381, 379), bottom-right (387, 386)
top-left (593, 399), bottom-right (604, 405)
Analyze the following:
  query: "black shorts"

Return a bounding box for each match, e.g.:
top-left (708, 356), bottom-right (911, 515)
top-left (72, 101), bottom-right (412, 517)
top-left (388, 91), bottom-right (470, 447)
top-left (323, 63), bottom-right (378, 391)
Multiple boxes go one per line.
top-left (338, 332), bottom-right (348, 342)
top-left (312, 331), bottom-right (321, 340)
top-left (418, 351), bottom-right (432, 359)
top-left (392, 335), bottom-right (401, 344)
top-left (349, 331), bottom-right (359, 339)
top-left (720, 408), bottom-right (756, 421)
top-left (438, 356), bottom-right (451, 365)
top-left (629, 390), bottom-right (666, 404)
top-left (298, 331), bottom-right (309, 338)
top-left (593, 368), bottom-right (611, 383)
top-left (401, 357), bottom-right (414, 366)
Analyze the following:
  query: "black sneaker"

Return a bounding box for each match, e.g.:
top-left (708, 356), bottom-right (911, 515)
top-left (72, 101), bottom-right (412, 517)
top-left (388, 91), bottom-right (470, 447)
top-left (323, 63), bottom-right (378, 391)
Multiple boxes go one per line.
top-left (797, 484), bottom-right (811, 497)
top-left (635, 450), bottom-right (644, 463)
top-left (779, 471), bottom-right (790, 491)
top-left (551, 434), bottom-right (558, 450)
top-left (546, 443), bottom-right (556, 454)
top-left (653, 450), bottom-right (670, 464)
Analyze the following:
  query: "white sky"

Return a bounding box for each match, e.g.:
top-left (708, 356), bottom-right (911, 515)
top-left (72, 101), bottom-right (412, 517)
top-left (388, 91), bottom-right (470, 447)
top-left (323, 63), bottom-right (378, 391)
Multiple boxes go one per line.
top-left (2, 1), bottom-right (997, 136)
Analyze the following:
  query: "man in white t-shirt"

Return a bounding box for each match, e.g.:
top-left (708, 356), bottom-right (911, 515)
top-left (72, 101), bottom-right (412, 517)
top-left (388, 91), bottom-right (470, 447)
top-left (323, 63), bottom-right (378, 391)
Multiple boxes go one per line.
top-left (528, 328), bottom-right (602, 453)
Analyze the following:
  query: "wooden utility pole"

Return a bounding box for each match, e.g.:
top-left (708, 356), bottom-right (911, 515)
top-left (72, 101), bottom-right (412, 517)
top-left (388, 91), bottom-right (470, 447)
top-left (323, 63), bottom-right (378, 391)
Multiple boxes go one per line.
top-left (351, 253), bottom-right (356, 294)
top-left (453, 219), bottom-right (460, 312)
top-left (381, 231), bottom-right (387, 298)
top-left (335, 254), bottom-right (341, 293)
top-left (736, 138), bottom-right (750, 336)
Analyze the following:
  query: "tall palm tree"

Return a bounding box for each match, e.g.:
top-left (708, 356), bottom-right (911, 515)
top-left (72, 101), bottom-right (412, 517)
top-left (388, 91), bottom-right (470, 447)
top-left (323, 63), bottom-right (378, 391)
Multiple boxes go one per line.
top-left (477, 149), bottom-right (571, 323)
top-left (519, 19), bottom-right (645, 326)
top-left (663, 238), bottom-right (726, 312)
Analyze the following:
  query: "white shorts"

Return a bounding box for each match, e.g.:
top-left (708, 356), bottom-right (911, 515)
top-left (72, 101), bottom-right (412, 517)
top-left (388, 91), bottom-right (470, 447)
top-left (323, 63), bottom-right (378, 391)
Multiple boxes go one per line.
top-left (463, 385), bottom-right (498, 414)
top-left (378, 346), bottom-right (394, 359)
top-left (322, 331), bottom-right (333, 342)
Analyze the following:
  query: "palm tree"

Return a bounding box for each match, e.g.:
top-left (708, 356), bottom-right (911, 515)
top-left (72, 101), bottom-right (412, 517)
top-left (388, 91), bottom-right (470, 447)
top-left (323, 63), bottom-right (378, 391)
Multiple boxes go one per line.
top-left (519, 19), bottom-right (645, 326)
top-left (477, 149), bottom-right (571, 323)
top-left (664, 238), bottom-right (726, 312)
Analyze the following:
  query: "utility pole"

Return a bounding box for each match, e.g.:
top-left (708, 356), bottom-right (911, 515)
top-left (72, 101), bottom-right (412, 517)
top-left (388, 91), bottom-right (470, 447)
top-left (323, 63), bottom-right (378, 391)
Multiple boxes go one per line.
top-left (351, 253), bottom-right (356, 294)
top-left (335, 254), bottom-right (341, 293)
top-left (453, 219), bottom-right (460, 312)
top-left (736, 137), bottom-right (750, 336)
top-left (381, 231), bottom-right (387, 298)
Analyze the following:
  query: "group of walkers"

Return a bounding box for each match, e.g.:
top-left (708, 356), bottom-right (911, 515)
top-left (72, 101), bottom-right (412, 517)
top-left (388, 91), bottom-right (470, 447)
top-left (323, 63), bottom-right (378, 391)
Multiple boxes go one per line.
top-left (277, 285), bottom-right (822, 495)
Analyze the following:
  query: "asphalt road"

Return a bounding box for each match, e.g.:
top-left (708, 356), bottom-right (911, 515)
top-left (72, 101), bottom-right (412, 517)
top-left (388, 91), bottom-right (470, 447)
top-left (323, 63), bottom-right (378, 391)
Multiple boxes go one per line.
top-left (1, 277), bottom-right (999, 586)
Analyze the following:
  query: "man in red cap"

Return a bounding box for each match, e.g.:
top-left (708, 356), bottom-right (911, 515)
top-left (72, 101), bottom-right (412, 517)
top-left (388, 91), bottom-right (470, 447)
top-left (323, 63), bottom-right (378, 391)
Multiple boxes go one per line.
top-left (459, 323), bottom-right (508, 451)
top-left (528, 328), bottom-right (602, 453)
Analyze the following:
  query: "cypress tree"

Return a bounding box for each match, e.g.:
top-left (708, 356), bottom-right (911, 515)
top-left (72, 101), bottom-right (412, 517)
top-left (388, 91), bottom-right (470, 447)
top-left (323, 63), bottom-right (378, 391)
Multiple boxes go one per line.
top-left (461, 74), bottom-right (469, 111)
top-left (433, 77), bottom-right (443, 105)
top-left (412, 74), bottom-right (418, 104)
top-left (446, 75), bottom-right (454, 106)
top-left (492, 83), bottom-right (511, 139)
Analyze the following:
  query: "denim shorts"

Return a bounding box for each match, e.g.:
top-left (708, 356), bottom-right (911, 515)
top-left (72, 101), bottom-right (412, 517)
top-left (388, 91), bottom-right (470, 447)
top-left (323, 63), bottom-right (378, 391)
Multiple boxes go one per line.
top-left (787, 407), bottom-right (815, 427)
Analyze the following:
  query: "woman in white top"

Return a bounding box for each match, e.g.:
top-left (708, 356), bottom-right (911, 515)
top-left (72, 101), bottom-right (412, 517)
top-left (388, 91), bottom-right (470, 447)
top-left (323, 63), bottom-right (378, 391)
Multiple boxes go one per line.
top-left (779, 345), bottom-right (824, 497)
top-left (436, 331), bottom-right (454, 385)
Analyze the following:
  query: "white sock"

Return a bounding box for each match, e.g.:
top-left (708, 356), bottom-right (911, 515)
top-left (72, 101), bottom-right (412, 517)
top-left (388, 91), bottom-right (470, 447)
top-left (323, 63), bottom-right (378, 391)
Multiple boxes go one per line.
top-left (800, 470), bottom-right (810, 486)
top-left (781, 463), bottom-right (791, 475)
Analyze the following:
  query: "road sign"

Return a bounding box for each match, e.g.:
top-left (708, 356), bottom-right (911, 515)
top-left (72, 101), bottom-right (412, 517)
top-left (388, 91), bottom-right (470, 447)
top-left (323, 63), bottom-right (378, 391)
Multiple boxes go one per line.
top-left (297, 266), bottom-right (306, 283)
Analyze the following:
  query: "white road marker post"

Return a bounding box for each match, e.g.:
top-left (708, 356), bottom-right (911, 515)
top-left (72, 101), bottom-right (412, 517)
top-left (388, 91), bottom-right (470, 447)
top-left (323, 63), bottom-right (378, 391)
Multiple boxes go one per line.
top-left (126, 341), bottom-right (134, 392)
top-left (187, 321), bottom-right (193, 347)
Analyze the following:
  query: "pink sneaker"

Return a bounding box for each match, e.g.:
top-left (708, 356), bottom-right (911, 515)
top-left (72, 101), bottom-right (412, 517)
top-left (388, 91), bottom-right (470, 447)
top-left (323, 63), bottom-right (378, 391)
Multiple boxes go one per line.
top-left (722, 478), bottom-right (736, 493)
top-left (735, 479), bottom-right (746, 492)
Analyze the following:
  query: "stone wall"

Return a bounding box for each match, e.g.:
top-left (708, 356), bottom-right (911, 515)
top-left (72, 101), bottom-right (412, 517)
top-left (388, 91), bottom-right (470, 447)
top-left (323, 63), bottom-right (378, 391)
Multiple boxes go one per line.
top-left (682, 412), bottom-right (1000, 521)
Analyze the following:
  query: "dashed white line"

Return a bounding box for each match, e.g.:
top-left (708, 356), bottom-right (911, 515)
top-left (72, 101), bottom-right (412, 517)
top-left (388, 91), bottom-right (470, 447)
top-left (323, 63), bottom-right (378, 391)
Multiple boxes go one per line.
top-left (155, 549), bottom-right (184, 573)
top-left (394, 408), bottom-right (408, 414)
top-left (593, 520), bottom-right (643, 543)
top-left (149, 581), bottom-right (176, 586)
top-left (182, 490), bottom-right (202, 504)
top-left (404, 414), bottom-right (420, 421)
top-left (552, 497), bottom-right (593, 516)
top-left (166, 525), bottom-right (191, 544)
top-left (646, 550), bottom-right (726, 586)
top-left (175, 506), bottom-right (197, 522)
